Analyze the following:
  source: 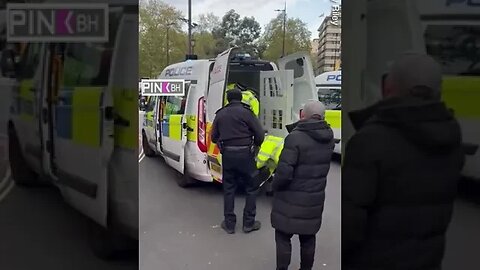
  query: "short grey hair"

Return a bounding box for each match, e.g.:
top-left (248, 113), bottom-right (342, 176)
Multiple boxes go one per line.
top-left (388, 51), bottom-right (442, 100)
top-left (303, 100), bottom-right (326, 119)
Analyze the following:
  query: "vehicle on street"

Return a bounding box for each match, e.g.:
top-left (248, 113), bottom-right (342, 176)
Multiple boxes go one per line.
top-left (316, 71), bottom-right (341, 154)
top-left (1, 1), bottom-right (139, 258)
top-left (142, 48), bottom-right (323, 187)
top-left (343, 0), bottom-right (479, 180)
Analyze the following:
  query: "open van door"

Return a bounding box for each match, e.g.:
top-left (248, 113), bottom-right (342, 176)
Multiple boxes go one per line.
top-left (277, 52), bottom-right (318, 121)
top-left (205, 47), bottom-right (237, 181)
top-left (51, 11), bottom-right (125, 227)
top-left (259, 69), bottom-right (294, 138)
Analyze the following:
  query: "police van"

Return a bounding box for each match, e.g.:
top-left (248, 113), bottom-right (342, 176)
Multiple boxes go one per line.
top-left (1, 1), bottom-right (138, 257)
top-left (142, 48), bottom-right (319, 186)
top-left (343, 0), bottom-right (479, 179)
top-left (315, 71), bottom-right (341, 154)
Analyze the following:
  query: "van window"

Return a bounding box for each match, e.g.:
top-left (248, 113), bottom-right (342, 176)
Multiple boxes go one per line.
top-left (61, 11), bottom-right (121, 87)
top-left (424, 24), bottom-right (480, 76)
top-left (318, 87), bottom-right (341, 110)
top-left (17, 43), bottom-right (42, 80)
top-left (284, 58), bottom-right (305, 78)
top-left (164, 83), bottom-right (190, 115)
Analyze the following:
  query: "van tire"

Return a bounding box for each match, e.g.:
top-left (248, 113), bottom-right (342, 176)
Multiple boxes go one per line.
top-left (8, 125), bottom-right (40, 186)
top-left (176, 173), bottom-right (195, 188)
top-left (87, 221), bottom-right (134, 260)
top-left (142, 132), bottom-right (155, 157)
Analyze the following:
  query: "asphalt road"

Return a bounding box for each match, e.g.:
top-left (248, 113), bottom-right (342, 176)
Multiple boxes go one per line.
top-left (0, 185), bottom-right (138, 270)
top-left (139, 154), bottom-right (342, 270)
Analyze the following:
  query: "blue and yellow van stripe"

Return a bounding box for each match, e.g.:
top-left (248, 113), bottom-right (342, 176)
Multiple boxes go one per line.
top-left (159, 114), bottom-right (197, 142)
top-left (56, 87), bottom-right (103, 148)
top-left (55, 86), bottom-right (138, 150)
top-left (112, 87), bottom-right (138, 150)
top-left (186, 115), bottom-right (197, 142)
top-left (161, 114), bottom-right (182, 141)
top-left (18, 80), bottom-right (35, 121)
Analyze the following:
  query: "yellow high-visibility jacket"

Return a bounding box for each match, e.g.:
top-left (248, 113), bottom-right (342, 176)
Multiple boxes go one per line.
top-left (225, 83), bottom-right (260, 117)
top-left (256, 135), bottom-right (284, 174)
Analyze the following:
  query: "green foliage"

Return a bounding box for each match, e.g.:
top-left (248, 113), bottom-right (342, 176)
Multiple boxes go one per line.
top-left (139, 0), bottom-right (187, 78)
top-left (212, 10), bottom-right (261, 56)
top-left (139, 2), bottom-right (315, 77)
top-left (259, 14), bottom-right (312, 61)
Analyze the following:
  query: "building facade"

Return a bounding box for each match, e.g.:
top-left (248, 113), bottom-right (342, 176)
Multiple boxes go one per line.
top-left (316, 11), bottom-right (342, 74)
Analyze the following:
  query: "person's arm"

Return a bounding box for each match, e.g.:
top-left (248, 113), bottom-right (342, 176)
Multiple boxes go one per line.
top-left (211, 114), bottom-right (220, 144)
top-left (342, 130), bottom-right (379, 259)
top-left (272, 134), bottom-right (298, 190)
top-left (247, 112), bottom-right (265, 147)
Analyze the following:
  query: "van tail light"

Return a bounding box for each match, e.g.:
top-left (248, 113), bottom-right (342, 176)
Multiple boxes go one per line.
top-left (197, 96), bottom-right (207, 152)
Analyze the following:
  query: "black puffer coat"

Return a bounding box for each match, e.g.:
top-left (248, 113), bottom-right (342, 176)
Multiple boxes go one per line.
top-left (342, 97), bottom-right (465, 270)
top-left (271, 118), bottom-right (334, 235)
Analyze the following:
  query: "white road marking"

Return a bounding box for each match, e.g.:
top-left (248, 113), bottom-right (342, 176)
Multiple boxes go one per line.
top-left (0, 167), bottom-right (11, 191)
top-left (0, 168), bottom-right (13, 203)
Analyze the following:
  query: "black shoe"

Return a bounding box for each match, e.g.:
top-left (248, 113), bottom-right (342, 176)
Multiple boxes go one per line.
top-left (221, 221), bottom-right (235, 234)
top-left (243, 221), bottom-right (261, 233)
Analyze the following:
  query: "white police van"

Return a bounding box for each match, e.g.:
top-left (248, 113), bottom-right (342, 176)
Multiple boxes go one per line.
top-left (343, 0), bottom-right (479, 179)
top-left (316, 71), bottom-right (341, 154)
top-left (142, 47), bottom-right (319, 186)
top-left (1, 1), bottom-right (139, 257)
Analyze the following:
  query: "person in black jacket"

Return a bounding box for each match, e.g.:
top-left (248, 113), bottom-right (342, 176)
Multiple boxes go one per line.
top-left (211, 88), bottom-right (265, 234)
top-left (342, 52), bottom-right (465, 270)
top-left (271, 100), bottom-right (335, 270)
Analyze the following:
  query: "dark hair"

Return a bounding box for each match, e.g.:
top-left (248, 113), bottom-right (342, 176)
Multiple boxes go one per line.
top-left (227, 89), bottom-right (242, 102)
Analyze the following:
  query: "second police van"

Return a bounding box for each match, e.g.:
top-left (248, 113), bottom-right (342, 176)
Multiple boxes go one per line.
top-left (142, 48), bottom-right (330, 187)
top-left (343, 0), bottom-right (479, 180)
top-left (316, 71), bottom-right (342, 154)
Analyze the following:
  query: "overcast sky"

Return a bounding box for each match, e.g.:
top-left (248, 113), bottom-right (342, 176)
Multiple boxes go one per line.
top-left (152, 0), bottom-right (334, 40)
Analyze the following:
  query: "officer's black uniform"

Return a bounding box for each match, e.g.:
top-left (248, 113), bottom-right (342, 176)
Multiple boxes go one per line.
top-left (211, 88), bottom-right (265, 234)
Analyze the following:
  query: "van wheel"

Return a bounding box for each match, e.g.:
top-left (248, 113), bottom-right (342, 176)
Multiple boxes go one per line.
top-left (8, 126), bottom-right (40, 186)
top-left (87, 221), bottom-right (135, 260)
top-left (176, 172), bottom-right (195, 188)
top-left (142, 132), bottom-right (155, 157)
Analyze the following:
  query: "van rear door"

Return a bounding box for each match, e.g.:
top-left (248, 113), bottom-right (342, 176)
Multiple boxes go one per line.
top-left (259, 70), bottom-right (294, 138)
top-left (205, 48), bottom-right (237, 181)
top-left (277, 52), bottom-right (318, 121)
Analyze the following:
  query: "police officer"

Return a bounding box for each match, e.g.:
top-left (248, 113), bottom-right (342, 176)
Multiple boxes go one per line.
top-left (211, 88), bottom-right (265, 234)
top-left (225, 83), bottom-right (260, 117)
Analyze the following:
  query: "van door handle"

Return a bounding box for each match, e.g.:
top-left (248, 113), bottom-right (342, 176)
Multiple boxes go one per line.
top-left (182, 122), bottom-right (193, 132)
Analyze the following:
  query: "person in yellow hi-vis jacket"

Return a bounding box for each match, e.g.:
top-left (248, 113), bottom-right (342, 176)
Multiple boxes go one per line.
top-left (225, 83), bottom-right (260, 117)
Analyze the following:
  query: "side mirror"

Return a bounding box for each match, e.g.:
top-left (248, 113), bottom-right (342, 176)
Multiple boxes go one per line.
top-left (1, 49), bottom-right (17, 78)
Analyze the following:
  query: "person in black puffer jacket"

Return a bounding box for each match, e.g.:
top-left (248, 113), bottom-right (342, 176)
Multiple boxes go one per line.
top-left (342, 52), bottom-right (465, 270)
top-left (271, 100), bottom-right (335, 270)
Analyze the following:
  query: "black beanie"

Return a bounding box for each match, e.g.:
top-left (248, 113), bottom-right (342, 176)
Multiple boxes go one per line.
top-left (227, 88), bottom-right (242, 102)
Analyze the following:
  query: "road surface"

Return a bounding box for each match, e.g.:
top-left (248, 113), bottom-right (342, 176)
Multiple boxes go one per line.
top-left (139, 153), bottom-right (342, 270)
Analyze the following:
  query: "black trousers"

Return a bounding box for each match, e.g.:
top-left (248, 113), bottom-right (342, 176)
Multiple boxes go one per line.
top-left (221, 147), bottom-right (257, 229)
top-left (275, 230), bottom-right (316, 270)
